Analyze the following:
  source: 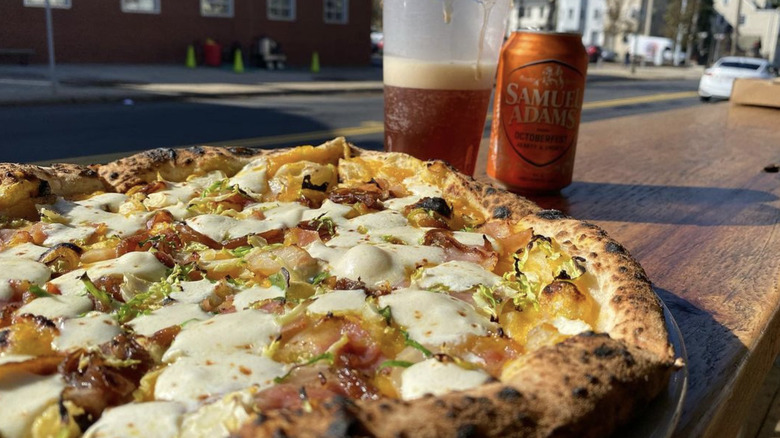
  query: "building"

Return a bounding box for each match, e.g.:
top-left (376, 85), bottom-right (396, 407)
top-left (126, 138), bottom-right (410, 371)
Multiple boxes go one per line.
top-left (712, 0), bottom-right (780, 62)
top-left (508, 0), bottom-right (554, 31)
top-left (1, 0), bottom-right (372, 67)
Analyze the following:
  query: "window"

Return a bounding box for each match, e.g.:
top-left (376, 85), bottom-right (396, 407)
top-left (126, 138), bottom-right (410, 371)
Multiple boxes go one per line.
top-left (23, 0), bottom-right (71, 8)
top-left (324, 0), bottom-right (348, 24)
top-left (201, 0), bottom-right (233, 17)
top-left (268, 0), bottom-right (295, 21)
top-left (121, 0), bottom-right (160, 14)
top-left (593, 9), bottom-right (601, 19)
top-left (568, 8), bottom-right (574, 19)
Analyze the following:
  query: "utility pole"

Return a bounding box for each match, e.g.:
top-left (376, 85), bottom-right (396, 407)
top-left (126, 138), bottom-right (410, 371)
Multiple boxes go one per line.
top-left (731, 0), bottom-right (741, 54)
top-left (643, 0), bottom-right (654, 35)
top-left (44, 0), bottom-right (59, 95)
top-left (674, 0), bottom-right (688, 65)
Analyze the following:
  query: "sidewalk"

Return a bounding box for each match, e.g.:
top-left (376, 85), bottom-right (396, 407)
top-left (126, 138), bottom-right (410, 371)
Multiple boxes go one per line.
top-left (0, 62), bottom-right (704, 106)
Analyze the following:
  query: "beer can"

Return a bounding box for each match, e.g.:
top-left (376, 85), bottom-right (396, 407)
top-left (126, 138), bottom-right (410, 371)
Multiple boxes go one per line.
top-left (487, 31), bottom-right (588, 193)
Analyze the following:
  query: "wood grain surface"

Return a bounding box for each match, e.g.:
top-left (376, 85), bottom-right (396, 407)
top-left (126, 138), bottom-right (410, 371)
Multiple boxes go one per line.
top-left (475, 103), bottom-right (780, 438)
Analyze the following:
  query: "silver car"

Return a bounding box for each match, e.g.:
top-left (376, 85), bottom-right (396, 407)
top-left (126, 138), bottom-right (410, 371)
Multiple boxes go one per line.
top-left (698, 56), bottom-right (777, 101)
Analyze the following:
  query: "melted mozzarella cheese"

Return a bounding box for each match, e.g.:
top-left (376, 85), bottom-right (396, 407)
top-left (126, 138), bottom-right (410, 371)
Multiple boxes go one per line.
top-left (0, 242), bottom-right (49, 261)
top-left (170, 279), bottom-right (219, 304)
top-left (413, 260), bottom-right (502, 292)
top-left (47, 197), bottom-right (147, 237)
top-left (300, 200), bottom-right (354, 225)
top-left (377, 288), bottom-right (494, 346)
top-left (329, 243), bottom-right (444, 288)
top-left (0, 257), bottom-right (51, 301)
top-left (400, 358), bottom-right (490, 400)
top-left (349, 209), bottom-right (409, 230)
top-left (143, 171), bottom-right (226, 212)
top-left (162, 310), bottom-right (281, 362)
top-left (229, 158), bottom-right (269, 195)
top-left (155, 353), bottom-right (285, 409)
top-left (179, 389), bottom-right (252, 438)
top-left (83, 401), bottom-right (186, 438)
top-left (16, 294), bottom-right (93, 320)
top-left (551, 316), bottom-right (592, 335)
top-left (232, 285), bottom-right (284, 311)
top-left (307, 289), bottom-right (367, 315)
top-left (0, 373), bottom-right (65, 438)
top-left (86, 251), bottom-right (167, 283)
top-left (77, 193), bottom-right (129, 212)
top-left (41, 223), bottom-right (95, 246)
top-left (127, 303), bottom-right (211, 337)
top-left (52, 312), bottom-right (121, 352)
top-left (48, 269), bottom-right (87, 296)
top-left (185, 215), bottom-right (272, 242)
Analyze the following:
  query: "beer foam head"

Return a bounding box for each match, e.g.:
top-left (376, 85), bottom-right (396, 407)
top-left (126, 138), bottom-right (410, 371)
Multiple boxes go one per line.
top-left (383, 56), bottom-right (497, 90)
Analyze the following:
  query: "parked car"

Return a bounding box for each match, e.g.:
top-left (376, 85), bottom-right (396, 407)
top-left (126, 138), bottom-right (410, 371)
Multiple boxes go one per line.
top-left (586, 45), bottom-right (602, 63)
top-left (600, 49), bottom-right (617, 62)
top-left (698, 56), bottom-right (777, 101)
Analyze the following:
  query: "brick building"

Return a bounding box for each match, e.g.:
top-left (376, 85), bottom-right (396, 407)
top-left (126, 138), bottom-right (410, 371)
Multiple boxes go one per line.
top-left (1, 0), bottom-right (372, 66)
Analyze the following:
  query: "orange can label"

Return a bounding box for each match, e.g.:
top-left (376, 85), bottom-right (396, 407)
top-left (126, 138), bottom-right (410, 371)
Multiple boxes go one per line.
top-left (488, 32), bottom-right (588, 193)
top-left (500, 61), bottom-right (584, 167)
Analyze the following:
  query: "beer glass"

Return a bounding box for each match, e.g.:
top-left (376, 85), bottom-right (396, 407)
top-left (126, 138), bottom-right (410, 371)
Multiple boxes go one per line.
top-left (383, 0), bottom-right (511, 176)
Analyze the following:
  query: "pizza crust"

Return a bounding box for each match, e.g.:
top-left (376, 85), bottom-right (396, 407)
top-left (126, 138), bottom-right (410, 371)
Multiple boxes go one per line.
top-left (239, 334), bottom-right (674, 438)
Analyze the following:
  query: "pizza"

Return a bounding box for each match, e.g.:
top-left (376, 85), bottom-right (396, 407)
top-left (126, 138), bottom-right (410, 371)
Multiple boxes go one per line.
top-left (0, 138), bottom-right (679, 437)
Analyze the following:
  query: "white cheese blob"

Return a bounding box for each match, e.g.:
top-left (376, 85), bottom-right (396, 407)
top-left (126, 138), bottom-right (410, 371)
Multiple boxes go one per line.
top-left (0, 257), bottom-right (51, 301)
top-left (155, 353), bottom-right (285, 408)
top-left (86, 251), bottom-right (168, 283)
top-left (16, 294), bottom-right (93, 320)
top-left (48, 268), bottom-right (87, 296)
top-left (300, 200), bottom-right (354, 224)
top-left (551, 316), bottom-right (593, 336)
top-left (41, 222), bottom-right (96, 246)
top-left (330, 243), bottom-right (444, 288)
top-left (400, 358), bottom-right (490, 400)
top-left (143, 172), bottom-right (225, 210)
top-left (185, 215), bottom-right (272, 242)
top-left (46, 196), bottom-right (148, 238)
top-left (0, 373), bottom-right (65, 438)
top-left (83, 401), bottom-right (186, 438)
top-left (169, 279), bottom-right (219, 304)
top-left (52, 312), bottom-right (121, 352)
top-left (377, 289), bottom-right (494, 346)
top-left (179, 389), bottom-right (253, 438)
top-left (0, 242), bottom-right (49, 261)
top-left (413, 260), bottom-right (502, 292)
top-left (307, 289), bottom-right (367, 316)
top-left (228, 158), bottom-right (269, 195)
top-left (128, 303), bottom-right (212, 337)
top-left (232, 285), bottom-right (285, 311)
top-left (382, 179), bottom-right (444, 211)
top-left (162, 310), bottom-right (281, 362)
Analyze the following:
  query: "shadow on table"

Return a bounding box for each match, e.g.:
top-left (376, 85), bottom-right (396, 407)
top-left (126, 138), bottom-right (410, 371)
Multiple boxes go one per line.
top-left (615, 286), bottom-right (747, 437)
top-left (524, 181), bottom-right (779, 226)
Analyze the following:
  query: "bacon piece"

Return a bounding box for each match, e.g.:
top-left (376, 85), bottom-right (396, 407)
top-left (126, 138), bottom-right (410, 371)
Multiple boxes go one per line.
top-left (146, 210), bottom-right (175, 229)
top-left (173, 222), bottom-right (221, 249)
top-left (296, 221), bottom-right (334, 242)
top-left (60, 334), bottom-right (153, 420)
top-left (328, 187), bottom-right (385, 210)
top-left (422, 229), bottom-right (498, 270)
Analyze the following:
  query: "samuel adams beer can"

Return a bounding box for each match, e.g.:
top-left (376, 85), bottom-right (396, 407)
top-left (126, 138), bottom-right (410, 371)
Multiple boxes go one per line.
top-left (488, 32), bottom-right (588, 193)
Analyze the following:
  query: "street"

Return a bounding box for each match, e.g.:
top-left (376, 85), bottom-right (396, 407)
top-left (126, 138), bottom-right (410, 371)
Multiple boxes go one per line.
top-left (0, 78), bottom-right (705, 165)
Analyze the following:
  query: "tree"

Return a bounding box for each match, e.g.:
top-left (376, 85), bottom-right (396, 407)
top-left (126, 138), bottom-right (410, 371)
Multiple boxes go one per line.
top-left (603, 0), bottom-right (635, 50)
top-left (372, 0), bottom-right (382, 30)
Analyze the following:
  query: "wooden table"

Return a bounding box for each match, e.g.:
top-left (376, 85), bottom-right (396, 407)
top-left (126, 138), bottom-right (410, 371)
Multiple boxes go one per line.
top-left (475, 103), bottom-right (780, 438)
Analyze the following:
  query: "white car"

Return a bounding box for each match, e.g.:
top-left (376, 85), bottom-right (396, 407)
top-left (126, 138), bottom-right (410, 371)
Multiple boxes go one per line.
top-left (698, 56), bottom-right (777, 101)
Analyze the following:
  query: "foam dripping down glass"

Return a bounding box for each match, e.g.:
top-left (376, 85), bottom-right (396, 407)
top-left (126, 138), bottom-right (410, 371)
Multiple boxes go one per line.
top-left (382, 0), bottom-right (511, 176)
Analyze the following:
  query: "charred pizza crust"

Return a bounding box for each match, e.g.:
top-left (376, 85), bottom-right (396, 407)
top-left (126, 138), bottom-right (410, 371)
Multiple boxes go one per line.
top-left (0, 138), bottom-right (678, 437)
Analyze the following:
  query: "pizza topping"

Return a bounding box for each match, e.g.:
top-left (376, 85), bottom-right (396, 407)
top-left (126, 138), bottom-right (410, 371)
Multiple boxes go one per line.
top-left (82, 401), bottom-right (186, 438)
top-left (38, 242), bottom-right (83, 275)
top-left (127, 303), bottom-right (211, 337)
top-left (377, 288), bottom-right (495, 347)
top-left (52, 312), bottom-right (122, 353)
top-left (0, 257), bottom-right (52, 301)
top-left (0, 373), bottom-right (66, 438)
top-left (154, 353), bottom-right (285, 408)
top-left (16, 294), bottom-right (93, 320)
top-left (399, 358), bottom-right (491, 400)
